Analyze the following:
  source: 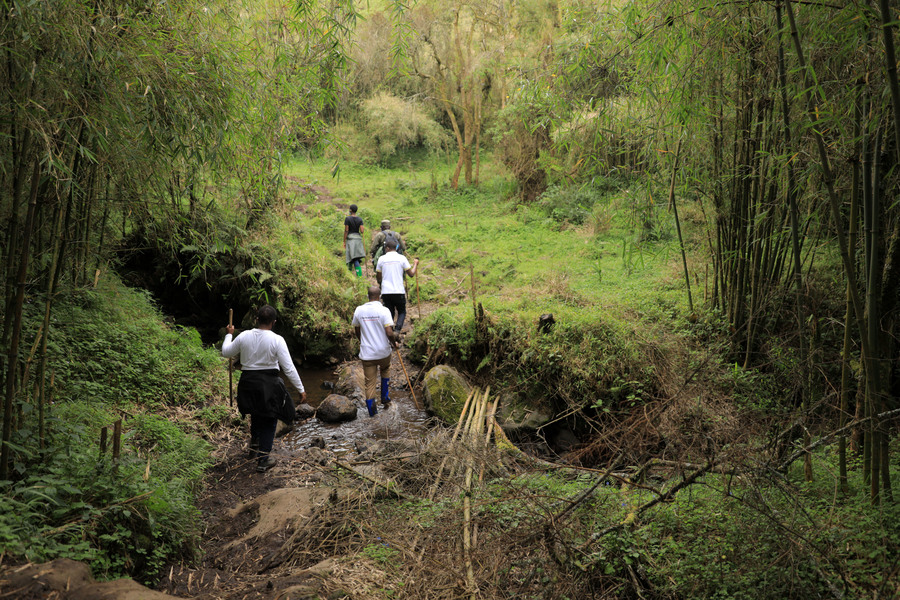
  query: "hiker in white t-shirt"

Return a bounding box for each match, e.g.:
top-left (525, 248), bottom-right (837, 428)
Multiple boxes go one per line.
top-left (376, 239), bottom-right (419, 336)
top-left (351, 285), bottom-right (398, 416)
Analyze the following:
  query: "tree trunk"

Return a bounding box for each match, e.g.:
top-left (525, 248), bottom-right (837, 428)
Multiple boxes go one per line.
top-left (0, 158), bottom-right (41, 480)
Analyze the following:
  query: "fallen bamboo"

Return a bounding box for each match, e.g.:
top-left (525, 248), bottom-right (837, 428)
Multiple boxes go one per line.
top-left (428, 389), bottom-right (477, 500)
top-left (479, 394), bottom-right (502, 482)
top-left (334, 460), bottom-right (409, 500)
top-left (450, 389), bottom-right (488, 483)
top-left (462, 392), bottom-right (483, 600)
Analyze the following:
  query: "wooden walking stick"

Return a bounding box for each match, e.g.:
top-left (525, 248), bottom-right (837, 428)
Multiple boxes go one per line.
top-left (396, 348), bottom-right (419, 410)
top-left (228, 308), bottom-right (234, 408)
top-left (416, 268), bottom-right (421, 319)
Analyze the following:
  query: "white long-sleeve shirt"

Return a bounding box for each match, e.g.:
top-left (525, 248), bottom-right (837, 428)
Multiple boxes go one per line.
top-left (222, 328), bottom-right (305, 393)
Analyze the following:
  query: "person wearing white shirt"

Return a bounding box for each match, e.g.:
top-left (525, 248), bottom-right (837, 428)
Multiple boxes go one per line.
top-left (376, 238), bottom-right (419, 336)
top-left (352, 286), bottom-right (398, 416)
top-left (222, 305), bottom-right (306, 472)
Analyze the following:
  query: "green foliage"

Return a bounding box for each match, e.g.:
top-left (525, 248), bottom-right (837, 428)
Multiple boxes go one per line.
top-left (0, 401), bottom-right (210, 584)
top-left (40, 283), bottom-right (222, 408)
top-left (537, 183), bottom-right (621, 227)
top-left (362, 540), bottom-right (401, 564)
top-left (1, 279), bottom-right (223, 583)
top-left (630, 467), bottom-right (900, 599)
top-left (359, 92), bottom-right (448, 163)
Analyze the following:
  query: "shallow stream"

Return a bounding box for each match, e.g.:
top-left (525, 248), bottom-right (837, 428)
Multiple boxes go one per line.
top-left (285, 365), bottom-right (432, 456)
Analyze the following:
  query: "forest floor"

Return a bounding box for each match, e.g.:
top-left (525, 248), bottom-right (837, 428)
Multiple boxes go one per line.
top-left (0, 174), bottom-right (729, 599)
top-left (4, 340), bottom-right (439, 600)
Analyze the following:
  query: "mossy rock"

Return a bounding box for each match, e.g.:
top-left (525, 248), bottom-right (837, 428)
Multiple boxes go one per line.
top-left (497, 392), bottom-right (552, 432)
top-left (422, 365), bottom-right (471, 423)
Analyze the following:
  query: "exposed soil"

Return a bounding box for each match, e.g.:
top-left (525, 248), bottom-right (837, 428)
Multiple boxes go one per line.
top-left (0, 343), bottom-right (435, 600)
top-left (0, 181), bottom-right (738, 600)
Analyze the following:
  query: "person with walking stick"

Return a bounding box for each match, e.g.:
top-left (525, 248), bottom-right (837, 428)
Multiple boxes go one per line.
top-left (376, 238), bottom-right (419, 337)
top-left (222, 305), bottom-right (306, 472)
top-left (352, 285), bottom-right (398, 416)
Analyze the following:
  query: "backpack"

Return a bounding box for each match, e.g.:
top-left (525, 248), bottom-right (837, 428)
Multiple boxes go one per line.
top-left (373, 230), bottom-right (404, 267)
top-left (383, 230), bottom-right (404, 255)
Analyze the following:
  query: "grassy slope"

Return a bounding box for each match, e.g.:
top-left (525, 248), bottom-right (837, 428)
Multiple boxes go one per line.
top-left (0, 277), bottom-right (232, 583)
top-left (288, 155), bottom-right (696, 319)
top-left (286, 154), bottom-right (712, 417)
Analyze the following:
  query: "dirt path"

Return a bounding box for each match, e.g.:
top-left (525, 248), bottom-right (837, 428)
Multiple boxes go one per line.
top-left (1, 183), bottom-right (453, 600)
top-left (154, 339), bottom-right (433, 599)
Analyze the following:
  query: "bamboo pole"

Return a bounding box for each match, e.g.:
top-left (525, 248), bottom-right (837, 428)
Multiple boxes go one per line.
top-left (228, 309), bottom-right (234, 408)
top-left (0, 157), bottom-right (41, 481)
top-left (667, 138), bottom-right (692, 313)
top-left (428, 389), bottom-right (476, 500)
top-left (396, 349), bottom-right (419, 410)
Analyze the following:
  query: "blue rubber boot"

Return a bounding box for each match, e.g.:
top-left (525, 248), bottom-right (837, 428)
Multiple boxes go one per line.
top-left (381, 378), bottom-right (391, 406)
top-left (366, 399), bottom-right (377, 417)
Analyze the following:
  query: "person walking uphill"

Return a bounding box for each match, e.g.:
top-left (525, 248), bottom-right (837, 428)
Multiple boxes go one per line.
top-left (370, 219), bottom-right (406, 269)
top-left (344, 204), bottom-right (365, 277)
top-left (352, 286), bottom-right (397, 417)
top-left (222, 305), bottom-right (307, 472)
top-left (376, 239), bottom-right (419, 335)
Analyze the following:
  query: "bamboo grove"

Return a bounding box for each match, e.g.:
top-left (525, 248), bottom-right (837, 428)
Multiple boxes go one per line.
top-left (2, 0), bottom-right (899, 506)
top-left (0, 0), bottom-right (357, 480)
top-left (533, 0), bottom-right (900, 502)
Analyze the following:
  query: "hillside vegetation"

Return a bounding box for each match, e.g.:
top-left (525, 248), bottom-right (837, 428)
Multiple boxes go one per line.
top-left (1, 0), bottom-right (899, 596)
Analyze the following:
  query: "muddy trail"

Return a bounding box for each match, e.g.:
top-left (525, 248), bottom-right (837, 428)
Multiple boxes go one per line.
top-left (3, 342), bottom-right (443, 600)
top-left (2, 184), bottom-right (590, 599)
top-left (158, 344), bottom-right (436, 600)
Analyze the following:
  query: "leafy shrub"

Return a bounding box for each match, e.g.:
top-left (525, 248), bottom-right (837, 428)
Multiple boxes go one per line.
top-left (0, 401), bottom-right (211, 583)
top-left (537, 183), bottom-right (619, 227)
top-left (39, 284), bottom-right (224, 408)
top-left (490, 102), bottom-right (551, 202)
top-left (412, 304), bottom-right (656, 416)
top-left (360, 92), bottom-right (447, 163)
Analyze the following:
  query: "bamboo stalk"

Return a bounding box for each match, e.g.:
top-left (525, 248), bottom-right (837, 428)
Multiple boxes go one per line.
top-left (228, 309), bottom-right (234, 408)
top-left (0, 158), bottom-right (41, 480)
top-left (667, 138), bottom-right (691, 313)
top-left (463, 459), bottom-right (476, 600)
top-left (428, 389), bottom-right (476, 500)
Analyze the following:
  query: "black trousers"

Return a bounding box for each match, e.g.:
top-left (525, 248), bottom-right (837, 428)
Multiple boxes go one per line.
top-left (381, 293), bottom-right (407, 332)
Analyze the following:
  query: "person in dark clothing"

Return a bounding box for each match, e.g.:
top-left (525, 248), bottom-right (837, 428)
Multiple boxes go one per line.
top-left (222, 305), bottom-right (306, 472)
top-left (344, 204), bottom-right (365, 277)
top-left (370, 219), bottom-right (406, 269)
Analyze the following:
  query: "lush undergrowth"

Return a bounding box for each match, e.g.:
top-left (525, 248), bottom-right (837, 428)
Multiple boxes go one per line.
top-left (368, 445), bottom-right (899, 599)
top-left (287, 153), bottom-right (729, 422)
top-left (0, 277), bottom-right (230, 583)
